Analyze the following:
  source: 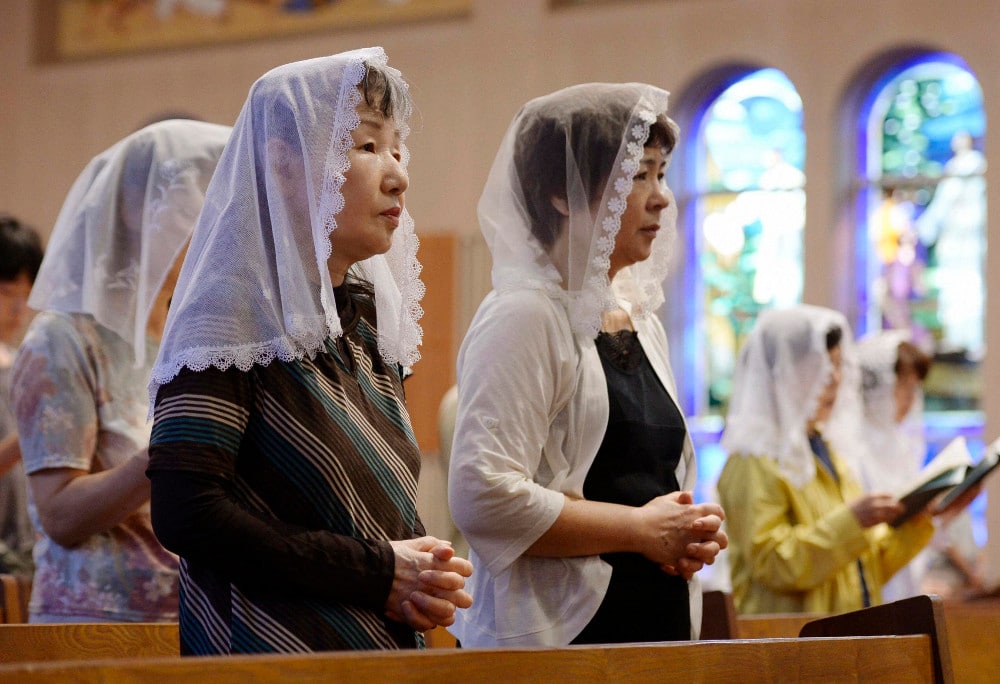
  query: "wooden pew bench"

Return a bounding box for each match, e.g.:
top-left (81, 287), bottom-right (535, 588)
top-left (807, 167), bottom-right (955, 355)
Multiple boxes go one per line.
top-left (0, 635), bottom-right (942, 684)
top-left (941, 598), bottom-right (1000, 684)
top-left (0, 595), bottom-right (961, 681)
top-left (0, 575), bottom-right (30, 625)
top-left (736, 613), bottom-right (819, 639)
top-left (725, 594), bottom-right (999, 682)
top-left (0, 623), bottom-right (178, 662)
top-left (799, 594), bottom-right (953, 683)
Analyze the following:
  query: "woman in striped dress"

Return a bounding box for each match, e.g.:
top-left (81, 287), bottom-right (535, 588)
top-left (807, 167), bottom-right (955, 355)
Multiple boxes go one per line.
top-left (146, 47), bottom-right (473, 654)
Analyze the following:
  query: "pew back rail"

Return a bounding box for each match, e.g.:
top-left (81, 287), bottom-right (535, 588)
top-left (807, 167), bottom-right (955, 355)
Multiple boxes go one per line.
top-left (0, 623), bottom-right (178, 663)
top-left (0, 636), bottom-right (939, 684)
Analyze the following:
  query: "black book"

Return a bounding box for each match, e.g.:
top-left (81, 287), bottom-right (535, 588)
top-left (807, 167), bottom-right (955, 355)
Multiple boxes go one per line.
top-left (933, 443), bottom-right (1000, 512)
top-left (890, 436), bottom-right (971, 528)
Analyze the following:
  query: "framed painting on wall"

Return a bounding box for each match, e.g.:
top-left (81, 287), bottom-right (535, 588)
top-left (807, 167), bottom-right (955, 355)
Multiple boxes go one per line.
top-left (35, 0), bottom-right (472, 62)
top-left (551, 0), bottom-right (690, 7)
top-left (551, 0), bottom-right (653, 6)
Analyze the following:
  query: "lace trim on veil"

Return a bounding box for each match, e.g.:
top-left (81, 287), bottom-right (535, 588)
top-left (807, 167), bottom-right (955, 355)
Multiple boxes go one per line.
top-left (317, 55), bottom-right (366, 347)
top-left (722, 321), bottom-right (839, 490)
top-left (569, 106), bottom-right (659, 338)
top-left (148, 51), bottom-right (425, 415)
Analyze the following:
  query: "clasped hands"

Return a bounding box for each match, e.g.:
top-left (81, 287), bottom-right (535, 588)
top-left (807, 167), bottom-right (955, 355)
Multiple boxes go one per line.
top-left (386, 536), bottom-right (473, 633)
top-left (634, 491), bottom-right (728, 580)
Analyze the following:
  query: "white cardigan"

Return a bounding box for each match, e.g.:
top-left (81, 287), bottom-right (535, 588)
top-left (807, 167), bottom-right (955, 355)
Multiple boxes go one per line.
top-left (448, 288), bottom-right (701, 647)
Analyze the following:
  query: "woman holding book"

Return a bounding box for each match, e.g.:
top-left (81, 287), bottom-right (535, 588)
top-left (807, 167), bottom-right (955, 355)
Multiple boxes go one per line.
top-left (856, 331), bottom-right (989, 600)
top-left (854, 330), bottom-right (934, 601)
top-left (716, 305), bottom-right (936, 614)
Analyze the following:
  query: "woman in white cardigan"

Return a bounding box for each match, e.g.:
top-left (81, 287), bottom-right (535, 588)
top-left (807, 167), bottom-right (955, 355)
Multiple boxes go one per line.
top-left (448, 83), bottom-right (727, 647)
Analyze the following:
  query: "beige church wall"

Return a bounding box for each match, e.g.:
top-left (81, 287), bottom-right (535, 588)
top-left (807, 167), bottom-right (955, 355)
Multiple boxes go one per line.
top-left (4, 0), bottom-right (1000, 587)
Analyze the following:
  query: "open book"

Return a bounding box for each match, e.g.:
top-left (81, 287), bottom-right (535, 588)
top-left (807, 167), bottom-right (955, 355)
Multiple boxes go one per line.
top-left (890, 436), bottom-right (1000, 527)
top-left (889, 436), bottom-right (972, 527)
top-left (934, 440), bottom-right (1000, 511)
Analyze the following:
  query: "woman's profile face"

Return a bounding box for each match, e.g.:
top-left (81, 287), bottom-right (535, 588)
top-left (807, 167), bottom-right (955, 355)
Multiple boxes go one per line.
top-left (328, 102), bottom-right (409, 284)
top-left (146, 243), bottom-right (188, 342)
top-left (810, 344), bottom-right (843, 427)
top-left (894, 369), bottom-right (920, 423)
top-left (0, 271), bottom-right (33, 344)
top-left (608, 145), bottom-right (669, 280)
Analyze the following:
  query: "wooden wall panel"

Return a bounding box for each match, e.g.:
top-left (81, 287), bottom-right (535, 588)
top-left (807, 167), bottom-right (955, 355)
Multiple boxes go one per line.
top-left (407, 233), bottom-right (457, 454)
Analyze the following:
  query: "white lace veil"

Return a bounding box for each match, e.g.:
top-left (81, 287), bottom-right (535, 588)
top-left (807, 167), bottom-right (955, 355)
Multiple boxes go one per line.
top-left (29, 119), bottom-right (231, 368)
top-left (479, 83), bottom-right (678, 336)
top-left (855, 330), bottom-right (926, 492)
top-left (720, 305), bottom-right (862, 488)
top-left (149, 47), bottom-right (423, 406)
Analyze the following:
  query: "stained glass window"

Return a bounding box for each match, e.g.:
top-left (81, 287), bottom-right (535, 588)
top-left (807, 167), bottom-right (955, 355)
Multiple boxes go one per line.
top-left (689, 68), bottom-right (805, 418)
top-left (857, 54), bottom-right (986, 415)
top-left (856, 53), bottom-right (987, 548)
top-left (680, 68), bottom-right (806, 509)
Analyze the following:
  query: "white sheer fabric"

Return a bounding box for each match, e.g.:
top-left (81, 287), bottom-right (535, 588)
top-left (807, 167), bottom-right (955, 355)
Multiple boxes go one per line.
top-left (721, 305), bottom-right (862, 488)
top-left (855, 330), bottom-right (931, 601)
top-left (479, 83), bottom-right (678, 337)
top-left (149, 47), bottom-right (423, 406)
top-left (29, 119), bottom-right (231, 367)
top-left (855, 330), bottom-right (926, 492)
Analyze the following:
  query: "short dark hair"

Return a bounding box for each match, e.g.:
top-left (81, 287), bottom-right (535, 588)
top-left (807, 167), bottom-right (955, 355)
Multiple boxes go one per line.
top-left (825, 325), bottom-right (843, 352)
top-left (360, 62), bottom-right (411, 120)
top-left (514, 99), bottom-right (677, 250)
top-left (0, 214), bottom-right (44, 283)
top-left (764, 317), bottom-right (841, 369)
top-left (895, 339), bottom-right (932, 380)
top-left (259, 61), bottom-right (411, 153)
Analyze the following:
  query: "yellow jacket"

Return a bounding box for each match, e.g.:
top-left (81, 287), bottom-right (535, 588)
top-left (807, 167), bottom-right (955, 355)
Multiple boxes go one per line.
top-left (717, 444), bottom-right (934, 614)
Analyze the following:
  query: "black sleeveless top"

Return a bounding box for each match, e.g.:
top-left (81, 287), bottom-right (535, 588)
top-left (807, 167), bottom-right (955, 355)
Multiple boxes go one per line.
top-left (571, 329), bottom-right (691, 644)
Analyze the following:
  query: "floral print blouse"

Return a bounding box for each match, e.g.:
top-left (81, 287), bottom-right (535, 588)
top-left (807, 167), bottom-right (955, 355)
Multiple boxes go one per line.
top-left (0, 344), bottom-right (34, 575)
top-left (11, 312), bottom-right (178, 621)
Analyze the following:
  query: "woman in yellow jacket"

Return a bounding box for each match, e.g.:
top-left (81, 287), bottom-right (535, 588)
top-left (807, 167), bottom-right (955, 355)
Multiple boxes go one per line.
top-left (717, 305), bottom-right (935, 614)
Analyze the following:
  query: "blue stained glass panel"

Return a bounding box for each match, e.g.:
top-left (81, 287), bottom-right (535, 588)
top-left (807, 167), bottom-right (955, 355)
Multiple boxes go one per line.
top-left (693, 68), bottom-right (805, 415)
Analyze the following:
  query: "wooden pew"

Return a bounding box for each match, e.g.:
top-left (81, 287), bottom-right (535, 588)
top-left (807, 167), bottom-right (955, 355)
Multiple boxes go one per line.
top-left (429, 589), bottom-right (740, 644)
top-left (736, 612), bottom-right (819, 639)
top-left (0, 635), bottom-right (941, 683)
top-left (727, 594), bottom-right (998, 682)
top-left (0, 623), bottom-right (178, 662)
top-left (799, 594), bottom-right (953, 684)
top-left (0, 595), bottom-right (968, 682)
top-left (700, 589), bottom-right (738, 639)
top-left (424, 625), bottom-right (457, 648)
top-left (941, 598), bottom-right (1000, 684)
top-left (0, 575), bottom-right (29, 624)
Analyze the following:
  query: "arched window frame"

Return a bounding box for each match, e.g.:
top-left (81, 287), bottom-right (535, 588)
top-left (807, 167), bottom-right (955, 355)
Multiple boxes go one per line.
top-left (669, 64), bottom-right (807, 501)
top-left (852, 50), bottom-right (986, 425)
top-left (672, 69), bottom-right (806, 409)
top-left (847, 48), bottom-right (988, 543)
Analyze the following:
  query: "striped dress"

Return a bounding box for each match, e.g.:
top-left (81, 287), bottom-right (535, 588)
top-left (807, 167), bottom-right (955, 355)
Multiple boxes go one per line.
top-left (148, 289), bottom-right (425, 653)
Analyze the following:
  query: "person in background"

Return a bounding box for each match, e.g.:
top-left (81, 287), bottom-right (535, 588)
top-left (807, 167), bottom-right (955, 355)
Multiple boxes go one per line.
top-left (10, 119), bottom-right (230, 622)
top-left (448, 83), bottom-right (726, 648)
top-left (426, 385), bottom-right (469, 561)
top-left (854, 331), bottom-right (934, 601)
top-left (0, 215), bottom-right (44, 578)
top-left (146, 48), bottom-right (472, 654)
top-left (922, 503), bottom-right (985, 599)
top-left (855, 329), bottom-right (986, 600)
top-left (717, 305), bottom-right (938, 614)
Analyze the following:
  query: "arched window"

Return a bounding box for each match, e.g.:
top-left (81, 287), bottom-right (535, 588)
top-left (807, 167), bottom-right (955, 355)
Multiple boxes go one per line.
top-left (857, 53), bottom-right (986, 416)
top-left (674, 67), bottom-right (806, 501)
top-left (854, 51), bottom-right (987, 544)
top-left (689, 68), bottom-right (805, 416)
